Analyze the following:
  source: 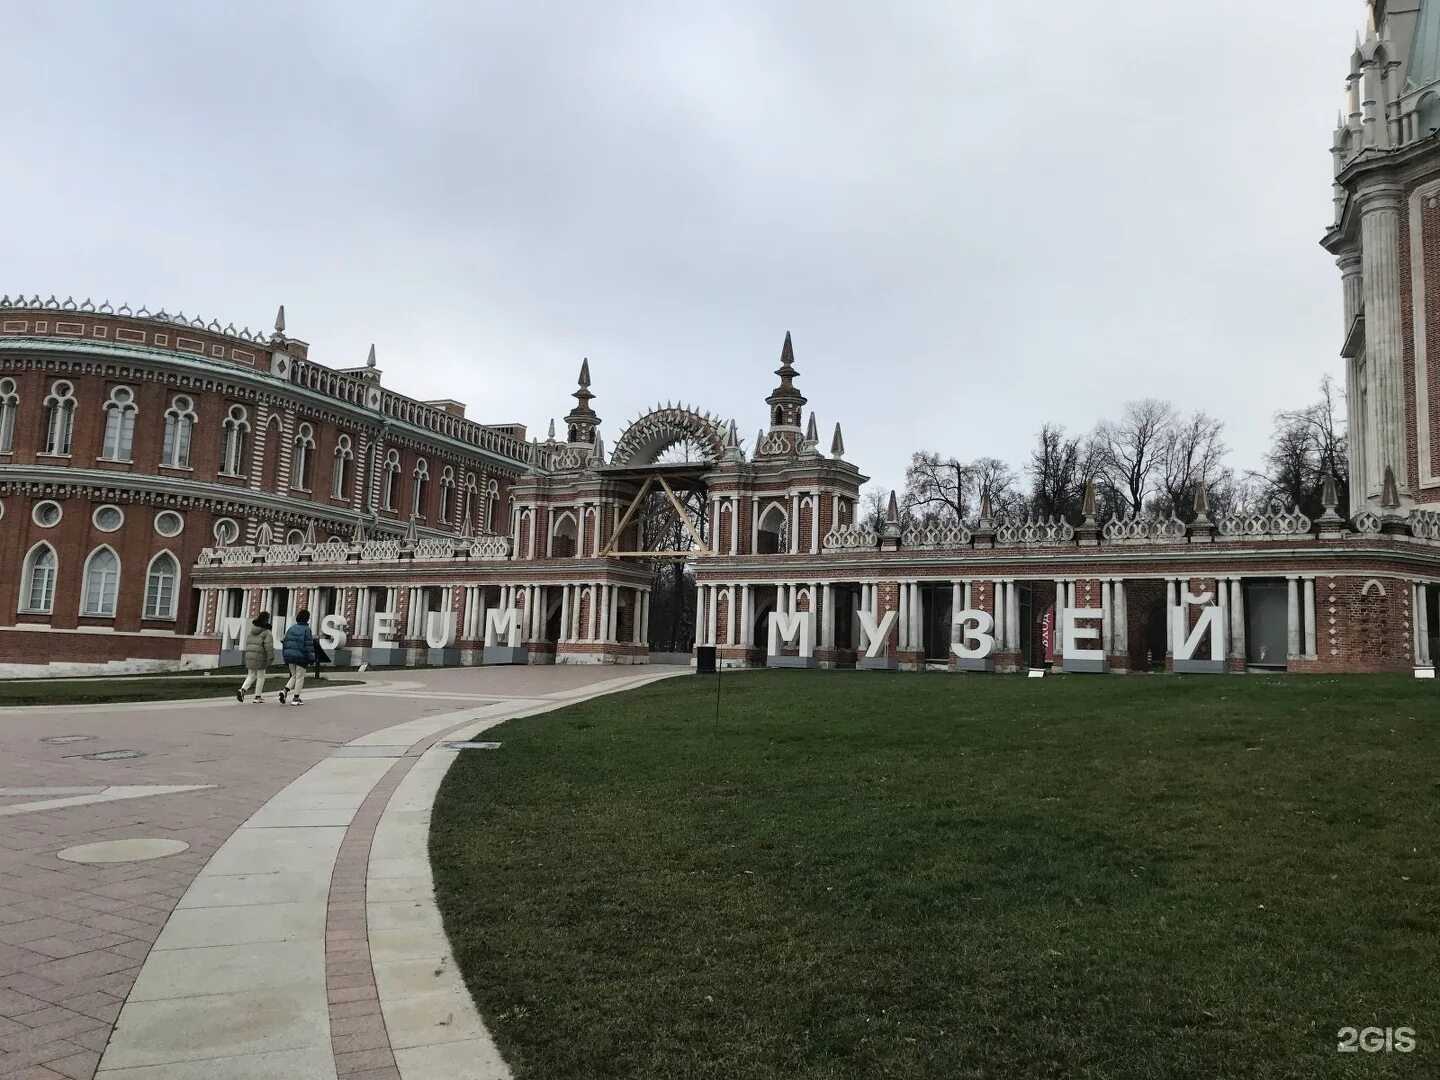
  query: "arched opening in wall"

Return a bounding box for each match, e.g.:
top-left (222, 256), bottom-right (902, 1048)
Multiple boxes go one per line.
top-left (1141, 594), bottom-right (1168, 671)
top-left (551, 512), bottom-right (578, 558)
top-left (756, 503), bottom-right (788, 555)
top-left (190, 589), bottom-right (203, 633)
top-left (918, 582), bottom-right (953, 663)
top-left (1419, 92), bottom-right (1440, 136)
top-left (752, 589), bottom-right (777, 650)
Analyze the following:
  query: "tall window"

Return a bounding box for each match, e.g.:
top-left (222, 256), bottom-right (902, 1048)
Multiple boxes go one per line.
top-left (43, 380), bottom-right (75, 455)
top-left (0, 378), bottom-right (17, 454)
top-left (462, 474), bottom-right (476, 530)
top-left (100, 386), bottom-right (137, 461)
top-left (144, 552), bottom-right (178, 619)
top-left (486, 479), bottom-right (500, 532)
top-left (81, 547), bottom-right (120, 617)
top-left (21, 544), bottom-right (57, 613)
top-left (162, 395), bottom-right (195, 467)
top-left (440, 466), bottom-right (455, 524)
top-left (220, 405), bottom-right (249, 476)
top-left (382, 450), bottom-right (400, 511)
top-left (291, 422), bottom-right (315, 490)
top-left (412, 459), bottom-right (430, 517)
top-left (333, 434), bottom-right (353, 499)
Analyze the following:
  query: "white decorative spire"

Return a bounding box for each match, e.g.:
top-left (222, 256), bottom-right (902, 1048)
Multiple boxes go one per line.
top-left (366, 343), bottom-right (377, 368)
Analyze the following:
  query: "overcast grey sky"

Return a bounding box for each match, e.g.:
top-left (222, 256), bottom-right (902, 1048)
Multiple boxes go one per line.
top-left (5, 1), bottom-right (1361, 493)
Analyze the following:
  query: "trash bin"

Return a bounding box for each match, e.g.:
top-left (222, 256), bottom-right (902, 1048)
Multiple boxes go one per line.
top-left (695, 646), bottom-right (717, 674)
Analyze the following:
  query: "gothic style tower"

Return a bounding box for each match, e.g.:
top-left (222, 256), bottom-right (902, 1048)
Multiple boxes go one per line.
top-left (565, 358), bottom-right (600, 448)
top-left (765, 331), bottom-right (807, 433)
top-left (1324, 0), bottom-right (1440, 510)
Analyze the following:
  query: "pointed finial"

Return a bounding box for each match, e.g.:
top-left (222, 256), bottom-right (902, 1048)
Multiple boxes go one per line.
top-left (366, 343), bottom-right (377, 368)
top-left (756, 428), bottom-right (765, 450)
top-left (1081, 481), bottom-right (1096, 522)
top-left (886, 490), bottom-right (899, 524)
top-left (1193, 483), bottom-right (1211, 520)
top-left (1381, 464), bottom-right (1400, 508)
top-left (830, 422), bottom-right (845, 457)
top-left (726, 419), bottom-right (739, 448)
top-left (274, 304), bottom-right (286, 334)
top-left (303, 520), bottom-right (316, 545)
top-left (578, 357), bottom-right (591, 388)
top-left (979, 490), bottom-right (993, 522)
top-left (405, 514), bottom-right (418, 542)
top-left (780, 330), bottom-right (795, 369)
top-left (805, 412), bottom-right (818, 442)
top-left (1322, 474), bottom-right (1338, 511)
top-left (547, 418), bottom-right (556, 441)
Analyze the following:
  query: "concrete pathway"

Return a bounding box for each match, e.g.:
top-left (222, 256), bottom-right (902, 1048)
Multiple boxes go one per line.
top-left (0, 666), bottom-right (682, 1079)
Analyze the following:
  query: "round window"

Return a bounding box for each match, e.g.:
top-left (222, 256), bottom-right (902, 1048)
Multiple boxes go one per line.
top-left (93, 505), bottom-right (124, 532)
top-left (155, 511), bottom-right (184, 538)
top-left (33, 501), bottom-right (62, 528)
top-left (213, 518), bottom-right (239, 545)
top-left (286, 529), bottom-right (305, 545)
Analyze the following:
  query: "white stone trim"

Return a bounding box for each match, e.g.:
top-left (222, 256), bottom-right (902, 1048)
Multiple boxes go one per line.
top-left (1409, 177), bottom-right (1440, 488)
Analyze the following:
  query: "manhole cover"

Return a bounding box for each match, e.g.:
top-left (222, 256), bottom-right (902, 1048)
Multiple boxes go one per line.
top-left (57, 839), bottom-right (189, 864)
top-left (41, 735), bottom-right (95, 745)
top-left (77, 750), bottom-right (147, 761)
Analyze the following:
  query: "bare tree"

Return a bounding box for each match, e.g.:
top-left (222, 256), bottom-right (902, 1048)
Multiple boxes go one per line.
top-left (859, 484), bottom-right (891, 531)
top-left (1251, 376), bottom-right (1349, 518)
top-left (1094, 399), bottom-right (1175, 515)
top-left (1026, 423), bottom-right (1091, 521)
top-left (970, 456), bottom-right (1022, 519)
top-left (1150, 410), bottom-right (1229, 521)
top-left (903, 451), bottom-right (970, 525)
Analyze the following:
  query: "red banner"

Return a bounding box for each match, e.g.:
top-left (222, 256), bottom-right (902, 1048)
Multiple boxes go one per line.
top-left (1041, 603), bottom-right (1056, 663)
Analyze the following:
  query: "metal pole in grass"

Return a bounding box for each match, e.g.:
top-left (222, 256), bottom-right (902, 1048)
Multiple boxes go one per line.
top-left (714, 658), bottom-right (721, 737)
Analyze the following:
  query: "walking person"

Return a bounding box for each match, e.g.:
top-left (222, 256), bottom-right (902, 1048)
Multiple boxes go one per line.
top-left (279, 609), bottom-right (316, 706)
top-left (236, 612), bottom-right (274, 703)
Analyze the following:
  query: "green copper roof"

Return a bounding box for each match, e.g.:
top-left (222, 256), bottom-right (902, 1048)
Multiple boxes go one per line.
top-left (1408, 0), bottom-right (1440, 91)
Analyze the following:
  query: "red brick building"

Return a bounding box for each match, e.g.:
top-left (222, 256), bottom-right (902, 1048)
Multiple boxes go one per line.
top-left (3, 1), bottom-right (1438, 677)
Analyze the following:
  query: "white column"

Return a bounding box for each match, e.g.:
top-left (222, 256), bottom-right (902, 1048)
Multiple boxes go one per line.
top-left (1053, 579), bottom-right (1066, 657)
top-left (730, 497), bottom-right (739, 555)
top-left (1229, 578), bottom-right (1246, 661)
top-left (741, 585), bottom-right (753, 647)
top-left (822, 583), bottom-right (835, 649)
top-left (1419, 584), bottom-right (1432, 665)
top-left (725, 585), bottom-right (736, 646)
top-left (1162, 579), bottom-right (1174, 655)
top-left (1114, 579), bottom-right (1128, 655)
top-left (639, 589), bottom-right (650, 646)
top-left (951, 582), bottom-right (962, 646)
top-left (1006, 581), bottom-right (1020, 657)
top-left (1359, 185), bottom-right (1407, 499)
top-left (1303, 577), bottom-right (1317, 657)
top-left (993, 580), bottom-right (1006, 651)
top-left (1286, 576), bottom-right (1300, 658)
top-left (810, 496), bottom-right (820, 554)
top-left (597, 583), bottom-right (610, 643)
top-left (1101, 580), bottom-right (1114, 654)
top-left (898, 583), bottom-right (910, 650)
top-left (610, 585), bottom-right (621, 642)
top-left (588, 584), bottom-right (599, 641)
top-left (962, 580), bottom-right (973, 611)
top-left (912, 583), bottom-right (924, 654)
top-left (706, 584), bottom-right (718, 646)
top-left (560, 585), bottom-right (571, 643)
top-left (791, 493), bottom-right (801, 553)
top-left (751, 497), bottom-right (759, 554)
top-left (1216, 578), bottom-right (1230, 660)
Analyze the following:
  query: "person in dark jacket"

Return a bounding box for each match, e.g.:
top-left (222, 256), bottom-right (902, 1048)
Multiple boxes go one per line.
top-left (279, 609), bottom-right (316, 706)
top-left (236, 612), bottom-right (274, 703)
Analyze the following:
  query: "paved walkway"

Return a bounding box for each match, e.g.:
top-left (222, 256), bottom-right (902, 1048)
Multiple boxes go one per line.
top-left (0, 666), bottom-right (681, 1079)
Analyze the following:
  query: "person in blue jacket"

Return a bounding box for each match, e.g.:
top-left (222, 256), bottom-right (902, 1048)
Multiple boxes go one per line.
top-left (279, 609), bottom-right (316, 706)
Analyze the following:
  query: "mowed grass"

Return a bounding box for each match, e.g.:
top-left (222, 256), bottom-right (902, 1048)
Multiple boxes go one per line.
top-left (430, 672), bottom-right (1440, 1080)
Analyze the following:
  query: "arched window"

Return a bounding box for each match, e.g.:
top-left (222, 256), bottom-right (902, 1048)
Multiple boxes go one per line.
top-left (757, 502), bottom-right (789, 554)
top-left (551, 511), bottom-right (578, 557)
top-left (291, 422), bottom-right (315, 490)
top-left (382, 449), bottom-right (400, 511)
top-left (21, 543), bottom-right (57, 614)
top-left (100, 386), bottom-right (137, 461)
top-left (440, 466), bottom-right (455, 524)
top-left (462, 473), bottom-right (477, 529)
top-left (1418, 92), bottom-right (1440, 135)
top-left (412, 459), bottom-right (430, 517)
top-left (220, 405), bottom-right (249, 476)
top-left (143, 552), bottom-right (179, 619)
top-left (333, 434), bottom-right (353, 499)
top-left (0, 378), bottom-right (18, 454)
top-left (81, 546), bottom-right (120, 617)
top-left (162, 395), bottom-right (196, 468)
top-left (43, 380), bottom-right (76, 455)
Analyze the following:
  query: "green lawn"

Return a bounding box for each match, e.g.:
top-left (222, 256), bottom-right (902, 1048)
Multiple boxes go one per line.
top-left (0, 671), bottom-right (361, 706)
top-left (431, 672), bottom-right (1440, 1080)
